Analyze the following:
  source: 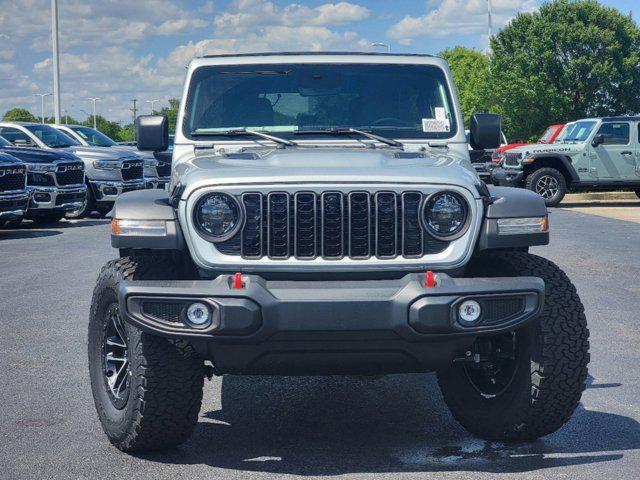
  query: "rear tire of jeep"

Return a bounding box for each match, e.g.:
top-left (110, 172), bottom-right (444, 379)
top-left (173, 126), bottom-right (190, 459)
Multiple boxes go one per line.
top-left (525, 167), bottom-right (567, 207)
top-left (437, 251), bottom-right (589, 442)
top-left (66, 185), bottom-right (94, 219)
top-left (88, 256), bottom-right (205, 452)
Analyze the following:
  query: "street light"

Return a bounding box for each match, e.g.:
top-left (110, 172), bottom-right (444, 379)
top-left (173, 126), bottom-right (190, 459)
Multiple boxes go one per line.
top-left (370, 42), bottom-right (390, 53)
top-left (146, 99), bottom-right (160, 114)
top-left (34, 93), bottom-right (53, 124)
top-left (87, 97), bottom-right (100, 129)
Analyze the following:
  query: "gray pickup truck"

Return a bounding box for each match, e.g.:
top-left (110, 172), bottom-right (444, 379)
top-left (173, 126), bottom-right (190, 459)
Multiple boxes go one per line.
top-left (0, 122), bottom-right (144, 217)
top-left (88, 53), bottom-right (589, 452)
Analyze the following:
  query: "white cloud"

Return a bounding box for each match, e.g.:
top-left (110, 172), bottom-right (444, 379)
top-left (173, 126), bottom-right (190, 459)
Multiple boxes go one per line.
top-left (388, 0), bottom-right (537, 44)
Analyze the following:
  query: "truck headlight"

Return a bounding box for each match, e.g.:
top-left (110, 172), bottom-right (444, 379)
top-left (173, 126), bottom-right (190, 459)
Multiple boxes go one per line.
top-left (194, 192), bottom-right (243, 242)
top-left (26, 163), bottom-right (56, 172)
top-left (421, 191), bottom-right (469, 240)
top-left (93, 160), bottom-right (121, 170)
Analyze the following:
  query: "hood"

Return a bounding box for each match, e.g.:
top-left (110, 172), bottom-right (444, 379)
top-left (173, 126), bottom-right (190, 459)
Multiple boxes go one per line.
top-left (64, 145), bottom-right (142, 161)
top-left (0, 151), bottom-right (24, 165)
top-left (506, 142), bottom-right (582, 156)
top-left (110, 145), bottom-right (155, 159)
top-left (178, 147), bottom-right (481, 197)
top-left (0, 145), bottom-right (81, 164)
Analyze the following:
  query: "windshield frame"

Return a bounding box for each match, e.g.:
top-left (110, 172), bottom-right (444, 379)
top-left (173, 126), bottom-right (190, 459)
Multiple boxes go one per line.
top-left (561, 120), bottom-right (597, 143)
top-left (69, 125), bottom-right (118, 147)
top-left (181, 62), bottom-right (460, 143)
top-left (24, 124), bottom-right (79, 148)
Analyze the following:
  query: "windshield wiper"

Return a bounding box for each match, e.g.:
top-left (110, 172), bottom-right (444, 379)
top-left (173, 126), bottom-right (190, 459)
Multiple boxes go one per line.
top-left (294, 128), bottom-right (403, 149)
top-left (191, 128), bottom-right (297, 147)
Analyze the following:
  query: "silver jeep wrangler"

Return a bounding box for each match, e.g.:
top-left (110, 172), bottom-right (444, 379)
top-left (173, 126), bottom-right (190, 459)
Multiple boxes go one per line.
top-left (88, 53), bottom-right (589, 452)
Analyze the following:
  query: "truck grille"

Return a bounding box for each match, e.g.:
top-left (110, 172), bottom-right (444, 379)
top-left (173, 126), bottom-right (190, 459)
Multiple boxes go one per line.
top-left (121, 160), bottom-right (143, 181)
top-left (0, 166), bottom-right (26, 192)
top-left (216, 191), bottom-right (450, 260)
top-left (503, 153), bottom-right (521, 167)
top-left (55, 163), bottom-right (84, 185)
top-left (156, 161), bottom-right (171, 177)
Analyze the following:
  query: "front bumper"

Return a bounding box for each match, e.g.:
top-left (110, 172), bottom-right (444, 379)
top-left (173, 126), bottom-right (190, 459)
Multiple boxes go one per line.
top-left (90, 179), bottom-right (145, 203)
top-left (27, 185), bottom-right (87, 213)
top-left (119, 273), bottom-right (544, 374)
top-left (491, 167), bottom-right (524, 187)
top-left (0, 191), bottom-right (30, 219)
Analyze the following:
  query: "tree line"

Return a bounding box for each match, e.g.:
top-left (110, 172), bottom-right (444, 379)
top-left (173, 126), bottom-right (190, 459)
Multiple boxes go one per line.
top-left (3, 1), bottom-right (638, 144)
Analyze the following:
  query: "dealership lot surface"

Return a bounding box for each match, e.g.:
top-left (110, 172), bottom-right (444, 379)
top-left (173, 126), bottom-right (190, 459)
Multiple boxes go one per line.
top-left (1, 202), bottom-right (639, 480)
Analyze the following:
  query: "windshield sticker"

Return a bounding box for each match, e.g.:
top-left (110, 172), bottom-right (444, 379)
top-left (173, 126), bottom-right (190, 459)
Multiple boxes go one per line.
top-left (422, 118), bottom-right (450, 133)
top-left (434, 107), bottom-right (446, 121)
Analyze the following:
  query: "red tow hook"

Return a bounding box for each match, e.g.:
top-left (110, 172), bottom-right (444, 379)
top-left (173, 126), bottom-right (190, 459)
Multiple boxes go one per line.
top-left (232, 272), bottom-right (244, 289)
top-left (425, 270), bottom-right (436, 288)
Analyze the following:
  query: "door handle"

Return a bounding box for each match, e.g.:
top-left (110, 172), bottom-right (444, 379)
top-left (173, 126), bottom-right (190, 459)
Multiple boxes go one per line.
top-left (621, 151), bottom-right (633, 156)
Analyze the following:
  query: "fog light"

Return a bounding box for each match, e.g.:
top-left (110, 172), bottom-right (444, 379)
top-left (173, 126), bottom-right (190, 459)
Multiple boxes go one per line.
top-left (104, 187), bottom-right (118, 196)
top-left (34, 193), bottom-right (51, 202)
top-left (459, 300), bottom-right (482, 324)
top-left (186, 302), bottom-right (210, 328)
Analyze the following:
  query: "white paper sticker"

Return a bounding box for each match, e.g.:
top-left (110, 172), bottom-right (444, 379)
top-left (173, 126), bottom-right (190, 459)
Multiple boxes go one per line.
top-left (422, 118), bottom-right (450, 133)
top-left (434, 107), bottom-right (446, 121)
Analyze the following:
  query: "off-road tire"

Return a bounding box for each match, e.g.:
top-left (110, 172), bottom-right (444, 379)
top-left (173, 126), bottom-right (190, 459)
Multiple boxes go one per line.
top-left (88, 255), bottom-right (205, 452)
top-left (437, 251), bottom-right (589, 442)
top-left (66, 184), bottom-right (94, 219)
top-left (30, 212), bottom-right (66, 225)
top-left (525, 167), bottom-right (567, 207)
top-left (0, 216), bottom-right (23, 228)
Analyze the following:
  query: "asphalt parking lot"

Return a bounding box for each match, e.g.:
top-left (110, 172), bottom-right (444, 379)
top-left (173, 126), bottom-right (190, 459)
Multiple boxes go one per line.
top-left (1, 201), bottom-right (639, 480)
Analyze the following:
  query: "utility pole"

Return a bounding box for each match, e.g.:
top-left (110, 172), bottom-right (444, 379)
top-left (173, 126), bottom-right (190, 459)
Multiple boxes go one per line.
top-left (34, 93), bottom-right (52, 124)
top-left (146, 99), bottom-right (160, 114)
top-left (130, 98), bottom-right (138, 142)
top-left (87, 97), bottom-right (100, 129)
top-left (51, 0), bottom-right (61, 124)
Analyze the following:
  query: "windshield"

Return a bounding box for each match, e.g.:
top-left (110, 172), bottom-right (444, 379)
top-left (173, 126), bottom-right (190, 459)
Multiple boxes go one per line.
top-left (70, 126), bottom-right (117, 147)
top-left (562, 121), bottom-right (596, 143)
top-left (183, 63), bottom-right (457, 141)
top-left (0, 135), bottom-right (11, 147)
top-left (538, 126), bottom-right (557, 143)
top-left (24, 124), bottom-right (78, 148)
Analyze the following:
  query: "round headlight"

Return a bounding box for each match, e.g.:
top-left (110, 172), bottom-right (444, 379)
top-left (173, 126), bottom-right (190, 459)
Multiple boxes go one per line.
top-left (194, 192), bottom-right (243, 241)
top-left (421, 191), bottom-right (469, 239)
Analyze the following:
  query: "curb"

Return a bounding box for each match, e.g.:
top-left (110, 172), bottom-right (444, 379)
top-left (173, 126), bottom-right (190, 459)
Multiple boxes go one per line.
top-left (564, 192), bottom-right (639, 202)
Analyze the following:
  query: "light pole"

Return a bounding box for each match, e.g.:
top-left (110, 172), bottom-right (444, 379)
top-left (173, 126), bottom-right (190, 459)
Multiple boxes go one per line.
top-left (146, 99), bottom-right (160, 114)
top-left (87, 97), bottom-right (100, 129)
top-left (487, 0), bottom-right (493, 56)
top-left (370, 42), bottom-right (390, 53)
top-left (34, 93), bottom-right (52, 123)
top-left (51, 0), bottom-right (61, 124)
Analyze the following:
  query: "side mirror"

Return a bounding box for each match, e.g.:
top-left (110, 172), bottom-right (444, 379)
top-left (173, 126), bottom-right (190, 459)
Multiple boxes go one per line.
top-left (591, 134), bottom-right (604, 148)
top-left (469, 113), bottom-right (502, 150)
top-left (136, 115), bottom-right (168, 152)
top-left (13, 138), bottom-right (33, 147)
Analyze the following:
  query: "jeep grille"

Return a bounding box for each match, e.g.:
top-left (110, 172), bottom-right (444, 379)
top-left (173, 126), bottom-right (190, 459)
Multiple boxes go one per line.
top-left (215, 191), bottom-right (450, 260)
top-left (504, 153), bottom-right (521, 167)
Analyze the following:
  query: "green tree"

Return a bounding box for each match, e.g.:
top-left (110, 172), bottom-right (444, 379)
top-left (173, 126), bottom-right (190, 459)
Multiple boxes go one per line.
top-left (158, 98), bottom-right (180, 133)
top-left (439, 47), bottom-right (492, 125)
top-left (491, 0), bottom-right (640, 141)
top-left (3, 108), bottom-right (38, 122)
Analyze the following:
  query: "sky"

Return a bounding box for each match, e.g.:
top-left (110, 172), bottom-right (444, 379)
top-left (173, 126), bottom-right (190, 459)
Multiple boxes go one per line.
top-left (0, 0), bottom-right (638, 123)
